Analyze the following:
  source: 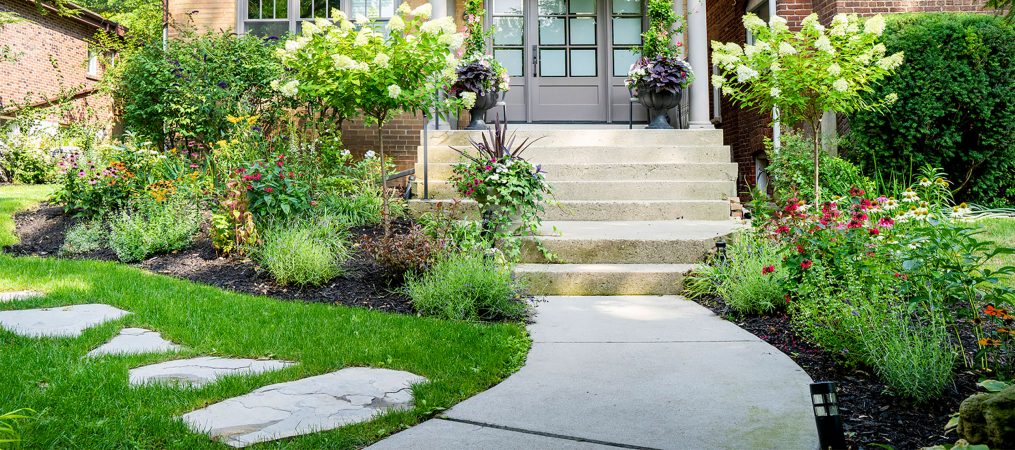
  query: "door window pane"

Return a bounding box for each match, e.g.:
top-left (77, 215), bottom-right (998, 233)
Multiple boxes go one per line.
top-left (569, 17), bottom-right (596, 45)
top-left (570, 49), bottom-right (596, 76)
top-left (245, 21), bottom-right (290, 37)
top-left (495, 49), bottom-right (524, 77)
top-left (493, 0), bottom-right (523, 15)
top-left (540, 49), bottom-right (567, 76)
top-left (379, 0), bottom-right (395, 18)
top-left (539, 17), bottom-right (565, 45)
top-left (570, 0), bottom-right (596, 14)
top-left (612, 0), bottom-right (641, 14)
top-left (539, 0), bottom-right (566, 15)
top-left (248, 0), bottom-right (260, 18)
top-left (613, 48), bottom-right (637, 76)
top-left (612, 17), bottom-right (641, 45)
top-left (494, 17), bottom-right (524, 45)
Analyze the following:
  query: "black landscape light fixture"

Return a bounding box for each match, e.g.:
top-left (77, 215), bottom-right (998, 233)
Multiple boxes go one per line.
top-left (811, 381), bottom-right (847, 450)
top-left (715, 240), bottom-right (727, 261)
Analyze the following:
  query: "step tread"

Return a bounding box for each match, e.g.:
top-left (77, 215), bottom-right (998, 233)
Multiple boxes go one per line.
top-left (534, 220), bottom-right (741, 240)
top-left (515, 263), bottom-right (696, 273)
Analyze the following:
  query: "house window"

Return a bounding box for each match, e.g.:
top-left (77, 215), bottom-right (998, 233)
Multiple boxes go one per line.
top-left (745, 0), bottom-right (769, 44)
top-left (241, 0), bottom-right (401, 37)
top-left (87, 50), bottom-right (99, 77)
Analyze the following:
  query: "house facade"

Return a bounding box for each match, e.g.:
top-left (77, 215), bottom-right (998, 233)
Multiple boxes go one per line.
top-left (0, 0), bottom-right (124, 127)
top-left (169, 0), bottom-right (987, 183)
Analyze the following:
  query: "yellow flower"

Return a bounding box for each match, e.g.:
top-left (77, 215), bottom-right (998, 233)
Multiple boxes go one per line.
top-left (246, 115), bottom-right (259, 126)
top-left (226, 115), bottom-right (245, 124)
top-left (217, 140), bottom-right (229, 148)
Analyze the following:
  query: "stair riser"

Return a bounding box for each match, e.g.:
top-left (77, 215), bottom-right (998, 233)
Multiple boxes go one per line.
top-left (418, 146), bottom-right (731, 164)
top-left (425, 129), bottom-right (725, 147)
top-left (409, 200), bottom-right (732, 221)
top-left (516, 270), bottom-right (686, 296)
top-left (415, 163), bottom-right (739, 182)
top-left (522, 238), bottom-right (719, 264)
top-left (421, 181), bottom-right (735, 201)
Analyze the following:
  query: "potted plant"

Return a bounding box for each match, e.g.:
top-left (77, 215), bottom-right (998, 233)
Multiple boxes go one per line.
top-left (450, 119), bottom-right (551, 261)
top-left (451, 0), bottom-right (510, 130)
top-left (625, 0), bottom-right (693, 129)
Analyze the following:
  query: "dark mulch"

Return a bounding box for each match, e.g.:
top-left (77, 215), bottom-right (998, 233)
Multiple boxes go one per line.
top-left (696, 296), bottom-right (980, 450)
top-left (5, 205), bottom-right (415, 314)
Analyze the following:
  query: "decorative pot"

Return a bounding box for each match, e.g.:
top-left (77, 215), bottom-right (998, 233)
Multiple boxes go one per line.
top-left (638, 89), bottom-right (682, 129)
top-left (466, 91), bottom-right (499, 130)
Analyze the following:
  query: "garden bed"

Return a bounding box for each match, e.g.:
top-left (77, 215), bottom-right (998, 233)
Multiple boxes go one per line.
top-left (696, 295), bottom-right (979, 449)
top-left (5, 204), bottom-right (414, 314)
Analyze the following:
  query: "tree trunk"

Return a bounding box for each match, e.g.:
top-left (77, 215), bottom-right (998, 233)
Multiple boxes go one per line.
top-left (813, 131), bottom-right (821, 206)
top-left (377, 122), bottom-right (391, 238)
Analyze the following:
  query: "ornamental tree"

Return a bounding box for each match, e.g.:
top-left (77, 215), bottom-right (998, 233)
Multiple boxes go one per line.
top-left (275, 4), bottom-right (463, 235)
top-left (711, 13), bottom-right (904, 204)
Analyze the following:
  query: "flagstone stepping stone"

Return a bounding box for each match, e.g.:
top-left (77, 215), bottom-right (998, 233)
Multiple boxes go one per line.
top-left (182, 367), bottom-right (426, 448)
top-left (0, 291), bottom-right (43, 302)
top-left (129, 357), bottom-right (295, 388)
top-left (0, 304), bottom-right (130, 337)
top-left (87, 328), bottom-right (182, 357)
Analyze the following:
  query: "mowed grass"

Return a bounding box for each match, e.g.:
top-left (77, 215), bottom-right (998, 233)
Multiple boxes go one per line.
top-left (0, 186), bottom-right (530, 449)
top-left (0, 184), bottom-right (54, 246)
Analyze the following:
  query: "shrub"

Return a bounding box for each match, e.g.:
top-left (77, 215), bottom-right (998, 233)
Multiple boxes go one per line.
top-left (361, 224), bottom-right (445, 281)
top-left (255, 215), bottom-right (351, 286)
top-left (1, 147), bottom-right (52, 184)
top-left (844, 13), bottom-right (1015, 207)
top-left (60, 221), bottom-right (106, 255)
top-left (404, 253), bottom-right (527, 321)
top-left (108, 198), bottom-right (201, 262)
top-left (684, 230), bottom-right (785, 315)
top-left (765, 132), bottom-right (874, 204)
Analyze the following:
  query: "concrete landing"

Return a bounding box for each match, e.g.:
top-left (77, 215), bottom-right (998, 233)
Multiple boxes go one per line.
top-left (369, 296), bottom-right (817, 449)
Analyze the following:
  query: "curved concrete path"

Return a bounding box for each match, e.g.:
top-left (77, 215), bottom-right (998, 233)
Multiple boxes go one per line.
top-left (371, 296), bottom-right (818, 449)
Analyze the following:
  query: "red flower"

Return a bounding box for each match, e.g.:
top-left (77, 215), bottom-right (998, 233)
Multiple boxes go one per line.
top-left (775, 225), bottom-right (791, 234)
top-left (800, 259), bottom-right (813, 270)
top-left (265, 187), bottom-right (273, 193)
top-left (796, 244), bottom-right (806, 254)
top-left (277, 161), bottom-right (284, 167)
top-left (869, 228), bottom-right (880, 236)
top-left (849, 187), bottom-right (866, 197)
top-left (878, 217), bottom-right (894, 228)
top-left (762, 265), bottom-right (775, 275)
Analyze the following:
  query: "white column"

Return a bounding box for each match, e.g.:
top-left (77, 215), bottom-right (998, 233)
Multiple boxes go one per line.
top-left (429, 0), bottom-right (448, 19)
top-left (686, 0), bottom-right (713, 129)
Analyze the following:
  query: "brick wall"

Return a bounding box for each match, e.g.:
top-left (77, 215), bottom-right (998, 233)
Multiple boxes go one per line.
top-left (710, 0), bottom-right (988, 199)
top-left (0, 0), bottom-right (115, 126)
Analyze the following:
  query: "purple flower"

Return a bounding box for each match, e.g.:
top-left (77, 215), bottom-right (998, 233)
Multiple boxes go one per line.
top-left (77, 171), bottom-right (85, 177)
top-left (217, 81), bottom-right (228, 89)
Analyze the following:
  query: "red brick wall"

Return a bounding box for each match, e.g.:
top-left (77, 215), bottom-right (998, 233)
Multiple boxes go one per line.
top-left (0, 0), bottom-right (114, 125)
top-left (711, 0), bottom-right (988, 198)
top-left (341, 114), bottom-right (426, 172)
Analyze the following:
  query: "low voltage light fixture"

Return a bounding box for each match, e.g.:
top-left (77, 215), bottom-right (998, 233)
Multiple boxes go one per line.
top-left (810, 381), bottom-right (847, 450)
top-left (715, 240), bottom-right (727, 261)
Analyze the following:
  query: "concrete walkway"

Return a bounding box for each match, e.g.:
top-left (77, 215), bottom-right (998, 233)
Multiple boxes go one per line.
top-left (370, 296), bottom-right (818, 449)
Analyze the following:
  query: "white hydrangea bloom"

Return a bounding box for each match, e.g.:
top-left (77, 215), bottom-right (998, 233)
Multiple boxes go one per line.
top-left (736, 64), bottom-right (759, 82)
top-left (885, 92), bottom-right (899, 104)
top-left (332, 54), bottom-right (357, 70)
top-left (315, 17), bottom-right (333, 28)
top-left (387, 84), bottom-right (402, 98)
top-left (355, 14), bottom-right (370, 25)
top-left (710, 74), bottom-right (725, 88)
top-left (744, 44), bottom-right (760, 58)
top-left (801, 14), bottom-right (820, 31)
top-left (770, 61), bottom-right (781, 72)
top-left (827, 63), bottom-right (841, 76)
top-left (877, 52), bottom-right (904, 71)
top-left (833, 78), bottom-right (848, 92)
top-left (778, 41), bottom-right (797, 55)
top-left (724, 42), bottom-right (744, 56)
top-left (397, 2), bottom-right (412, 15)
top-left (439, 32), bottom-right (464, 48)
top-left (354, 30), bottom-right (371, 46)
top-left (864, 15), bottom-right (886, 36)
top-left (831, 14), bottom-right (849, 30)
top-left (279, 80), bottom-right (300, 97)
top-left (302, 20), bottom-right (319, 36)
top-left (387, 15), bottom-right (405, 31)
top-left (721, 85), bottom-right (735, 96)
top-left (755, 41), bottom-right (771, 52)
top-left (770, 16), bottom-right (788, 33)
top-left (460, 91), bottom-right (477, 109)
top-left (742, 14), bottom-right (766, 33)
top-left (365, 150), bottom-right (376, 159)
top-left (331, 8), bottom-right (347, 20)
top-left (270, 79), bottom-right (280, 90)
top-left (770, 87), bottom-right (781, 98)
top-left (285, 36), bottom-right (309, 54)
top-left (814, 35), bottom-right (834, 54)
top-left (373, 52), bottom-right (390, 68)
top-left (412, 3), bottom-right (432, 18)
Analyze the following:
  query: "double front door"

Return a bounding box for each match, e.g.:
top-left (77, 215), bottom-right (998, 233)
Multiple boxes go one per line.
top-left (490, 0), bottom-right (647, 123)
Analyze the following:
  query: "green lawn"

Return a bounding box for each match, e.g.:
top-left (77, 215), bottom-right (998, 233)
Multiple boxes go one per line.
top-left (0, 185), bottom-right (530, 449)
top-left (0, 184), bottom-right (54, 247)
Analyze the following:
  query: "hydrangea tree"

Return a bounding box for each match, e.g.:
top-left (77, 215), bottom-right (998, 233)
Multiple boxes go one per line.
top-left (275, 4), bottom-right (463, 235)
top-left (711, 13), bottom-right (904, 204)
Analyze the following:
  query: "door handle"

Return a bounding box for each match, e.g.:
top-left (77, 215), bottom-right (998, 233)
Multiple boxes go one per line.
top-left (532, 45), bottom-right (538, 77)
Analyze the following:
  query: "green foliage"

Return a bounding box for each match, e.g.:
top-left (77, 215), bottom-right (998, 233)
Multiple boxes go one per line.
top-left (60, 221), bottom-right (106, 255)
top-left (639, 0), bottom-right (683, 58)
top-left (110, 31), bottom-right (286, 148)
top-left (1, 148), bottom-right (52, 184)
top-left (844, 13), bottom-right (1015, 207)
top-left (108, 197), bottom-right (201, 262)
top-left (766, 132), bottom-right (874, 203)
top-left (240, 155), bottom-right (312, 219)
top-left (684, 230), bottom-right (786, 315)
top-left (0, 408), bottom-right (37, 449)
top-left (461, 0), bottom-right (490, 59)
top-left (405, 253), bottom-right (527, 321)
top-left (255, 215), bottom-right (351, 286)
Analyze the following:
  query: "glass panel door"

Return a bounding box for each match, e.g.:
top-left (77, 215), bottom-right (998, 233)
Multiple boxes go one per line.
top-left (492, 0), bottom-right (527, 121)
top-left (608, 0), bottom-right (645, 123)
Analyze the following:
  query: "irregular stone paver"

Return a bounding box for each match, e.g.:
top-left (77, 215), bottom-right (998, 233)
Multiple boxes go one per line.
top-left (87, 328), bottom-right (182, 357)
top-left (182, 367), bottom-right (426, 448)
top-left (0, 304), bottom-right (130, 337)
top-left (129, 357), bottom-right (294, 388)
top-left (0, 291), bottom-right (43, 303)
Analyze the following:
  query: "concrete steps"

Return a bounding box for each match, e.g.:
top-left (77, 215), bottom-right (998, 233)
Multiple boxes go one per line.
top-left (413, 128), bottom-right (739, 296)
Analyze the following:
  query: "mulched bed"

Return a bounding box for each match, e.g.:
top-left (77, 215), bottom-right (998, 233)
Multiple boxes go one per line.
top-left (5, 205), bottom-right (415, 314)
top-left (696, 296), bottom-right (980, 450)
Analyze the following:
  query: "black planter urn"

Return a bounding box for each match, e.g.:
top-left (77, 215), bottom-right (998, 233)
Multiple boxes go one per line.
top-left (466, 91), bottom-right (499, 130)
top-left (638, 89), bottom-right (682, 129)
